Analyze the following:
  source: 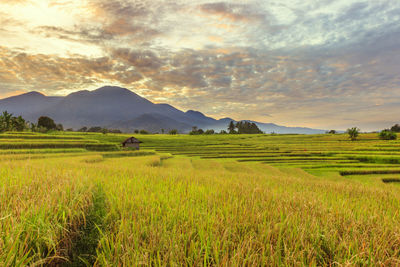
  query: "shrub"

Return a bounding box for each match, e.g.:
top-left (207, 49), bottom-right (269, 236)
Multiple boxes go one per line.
top-left (38, 126), bottom-right (49, 133)
top-left (390, 124), bottom-right (400, 132)
top-left (56, 124), bottom-right (64, 131)
top-left (37, 116), bottom-right (57, 131)
top-left (87, 126), bottom-right (103, 132)
top-left (169, 129), bottom-right (178, 135)
top-left (189, 126), bottom-right (204, 135)
top-left (108, 129), bottom-right (122, 134)
top-left (379, 130), bottom-right (397, 140)
top-left (346, 127), bottom-right (360, 141)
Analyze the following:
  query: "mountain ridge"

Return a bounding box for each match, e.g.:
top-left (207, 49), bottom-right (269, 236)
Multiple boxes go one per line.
top-left (0, 86), bottom-right (326, 134)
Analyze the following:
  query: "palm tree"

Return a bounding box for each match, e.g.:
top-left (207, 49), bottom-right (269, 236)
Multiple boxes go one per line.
top-left (11, 116), bottom-right (26, 131)
top-left (2, 111), bottom-right (13, 131)
top-left (228, 121), bottom-right (236, 134)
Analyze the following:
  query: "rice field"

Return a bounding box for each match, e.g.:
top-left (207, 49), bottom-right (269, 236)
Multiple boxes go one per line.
top-left (1, 131), bottom-right (400, 266)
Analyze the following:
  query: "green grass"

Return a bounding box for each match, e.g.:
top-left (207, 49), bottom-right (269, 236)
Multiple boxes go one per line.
top-left (1, 132), bottom-right (400, 265)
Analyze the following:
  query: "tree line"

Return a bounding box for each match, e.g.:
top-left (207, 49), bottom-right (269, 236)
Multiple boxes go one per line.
top-left (344, 124), bottom-right (399, 141)
top-left (189, 121), bottom-right (263, 135)
top-left (228, 121), bottom-right (263, 134)
top-left (3, 109), bottom-right (398, 140)
top-left (2, 111), bottom-right (265, 135)
top-left (324, 122), bottom-right (400, 141)
top-left (0, 111), bottom-right (27, 132)
top-left (77, 126), bottom-right (122, 134)
top-left (379, 123), bottom-right (400, 140)
top-left (0, 111), bottom-right (64, 133)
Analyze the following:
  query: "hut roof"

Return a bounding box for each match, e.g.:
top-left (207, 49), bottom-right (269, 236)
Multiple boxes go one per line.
top-left (122, 137), bottom-right (142, 144)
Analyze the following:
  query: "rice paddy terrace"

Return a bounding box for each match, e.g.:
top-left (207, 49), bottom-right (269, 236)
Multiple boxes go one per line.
top-left (1, 131), bottom-right (400, 265)
top-left (2, 132), bottom-right (400, 183)
top-left (137, 133), bottom-right (400, 185)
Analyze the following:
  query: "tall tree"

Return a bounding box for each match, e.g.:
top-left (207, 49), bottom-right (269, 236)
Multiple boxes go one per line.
top-left (11, 116), bottom-right (27, 131)
top-left (228, 121), bottom-right (236, 134)
top-left (0, 111), bottom-right (28, 132)
top-left (235, 121), bottom-right (263, 134)
top-left (37, 116), bottom-right (57, 131)
top-left (1, 111), bottom-right (13, 131)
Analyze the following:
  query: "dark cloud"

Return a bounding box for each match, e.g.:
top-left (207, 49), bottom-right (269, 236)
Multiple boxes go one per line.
top-left (33, 0), bottom-right (163, 46)
top-left (86, 0), bottom-right (166, 40)
top-left (336, 2), bottom-right (370, 22)
top-left (0, 46), bottom-right (142, 92)
top-left (200, 2), bottom-right (265, 22)
top-left (1, 0), bottom-right (400, 130)
top-left (1, 38), bottom-right (400, 130)
top-left (111, 48), bottom-right (163, 72)
top-left (33, 26), bottom-right (113, 44)
top-left (34, 23), bottom-right (159, 46)
top-left (89, 0), bottom-right (150, 18)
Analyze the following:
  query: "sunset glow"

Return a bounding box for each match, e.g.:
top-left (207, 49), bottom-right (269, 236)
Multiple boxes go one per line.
top-left (1, 0), bottom-right (399, 130)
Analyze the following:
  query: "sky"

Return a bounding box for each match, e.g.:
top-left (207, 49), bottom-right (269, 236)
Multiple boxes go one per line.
top-left (0, 0), bottom-right (399, 131)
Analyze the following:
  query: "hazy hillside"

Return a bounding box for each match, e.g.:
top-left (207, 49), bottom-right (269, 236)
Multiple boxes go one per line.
top-left (0, 86), bottom-right (325, 134)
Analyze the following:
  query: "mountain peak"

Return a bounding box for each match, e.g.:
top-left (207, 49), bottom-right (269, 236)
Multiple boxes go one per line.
top-left (66, 86), bottom-right (141, 99)
top-left (94, 86), bottom-right (133, 94)
top-left (1, 91), bottom-right (46, 100)
top-left (186, 110), bottom-right (206, 118)
top-left (25, 91), bottom-right (45, 97)
top-left (219, 117), bottom-right (235, 122)
top-left (67, 90), bottom-right (90, 97)
top-left (0, 86), bottom-right (327, 134)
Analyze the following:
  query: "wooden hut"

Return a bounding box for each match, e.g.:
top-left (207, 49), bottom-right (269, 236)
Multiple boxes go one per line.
top-left (122, 137), bottom-right (142, 150)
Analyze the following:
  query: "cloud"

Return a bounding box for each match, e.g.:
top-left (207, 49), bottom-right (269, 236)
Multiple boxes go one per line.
top-left (111, 48), bottom-right (162, 71)
top-left (0, 12), bottom-right (24, 32)
top-left (1, 0), bottom-right (31, 4)
top-left (0, 0), bottom-right (400, 130)
top-left (84, 0), bottom-right (165, 42)
top-left (0, 90), bottom-right (27, 99)
top-left (33, 26), bottom-right (113, 44)
top-left (199, 2), bottom-right (265, 22)
top-left (2, 34), bottom-right (400, 130)
top-left (0, 46), bottom-right (142, 93)
top-left (88, 0), bottom-right (150, 18)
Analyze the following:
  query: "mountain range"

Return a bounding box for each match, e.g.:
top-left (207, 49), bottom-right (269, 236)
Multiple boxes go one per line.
top-left (0, 86), bottom-right (325, 134)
